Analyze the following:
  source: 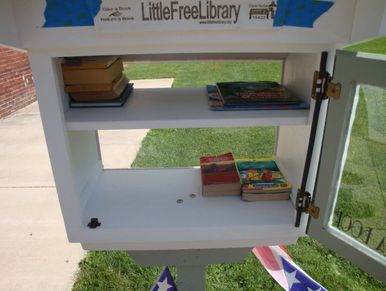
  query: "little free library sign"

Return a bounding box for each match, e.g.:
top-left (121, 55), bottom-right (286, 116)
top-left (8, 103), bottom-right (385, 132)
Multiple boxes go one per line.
top-left (94, 0), bottom-right (277, 31)
top-left (43, 0), bottom-right (334, 31)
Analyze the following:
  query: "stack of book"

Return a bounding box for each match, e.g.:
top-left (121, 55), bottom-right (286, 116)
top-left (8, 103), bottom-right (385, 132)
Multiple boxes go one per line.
top-left (236, 157), bottom-right (292, 201)
top-left (207, 81), bottom-right (309, 111)
top-left (199, 152), bottom-right (241, 197)
top-left (62, 56), bottom-right (133, 108)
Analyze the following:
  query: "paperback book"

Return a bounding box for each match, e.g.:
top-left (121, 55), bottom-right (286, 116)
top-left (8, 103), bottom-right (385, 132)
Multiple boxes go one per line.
top-left (200, 152), bottom-right (241, 197)
top-left (206, 85), bottom-right (309, 111)
top-left (236, 157), bottom-right (292, 201)
top-left (216, 81), bottom-right (296, 105)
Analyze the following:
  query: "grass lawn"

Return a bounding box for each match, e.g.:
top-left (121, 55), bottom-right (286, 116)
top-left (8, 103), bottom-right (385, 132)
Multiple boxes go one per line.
top-left (73, 38), bottom-right (386, 290)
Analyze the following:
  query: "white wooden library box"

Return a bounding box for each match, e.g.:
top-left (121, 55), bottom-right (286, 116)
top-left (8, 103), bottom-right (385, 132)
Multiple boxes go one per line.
top-left (1, 0), bottom-right (385, 282)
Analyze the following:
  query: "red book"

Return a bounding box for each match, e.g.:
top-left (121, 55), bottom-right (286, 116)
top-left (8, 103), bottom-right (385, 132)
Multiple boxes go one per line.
top-left (199, 152), bottom-right (241, 196)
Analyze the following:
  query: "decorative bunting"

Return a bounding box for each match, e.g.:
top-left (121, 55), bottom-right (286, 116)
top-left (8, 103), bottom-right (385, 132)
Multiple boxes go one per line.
top-left (151, 267), bottom-right (178, 291)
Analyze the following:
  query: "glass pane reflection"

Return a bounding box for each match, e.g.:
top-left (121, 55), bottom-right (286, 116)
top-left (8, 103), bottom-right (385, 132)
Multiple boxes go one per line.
top-left (332, 85), bottom-right (385, 257)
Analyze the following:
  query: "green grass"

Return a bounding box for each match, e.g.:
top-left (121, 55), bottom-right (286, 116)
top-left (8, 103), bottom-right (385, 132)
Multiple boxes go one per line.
top-left (73, 38), bottom-right (386, 290)
top-left (124, 61), bottom-right (282, 87)
top-left (133, 128), bottom-right (276, 168)
top-left (345, 36), bottom-right (386, 55)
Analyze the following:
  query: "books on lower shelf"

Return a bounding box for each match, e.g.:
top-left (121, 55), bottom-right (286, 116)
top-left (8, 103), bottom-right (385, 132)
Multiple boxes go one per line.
top-left (199, 152), bottom-right (241, 197)
top-left (236, 158), bottom-right (292, 201)
top-left (199, 153), bottom-right (292, 201)
top-left (207, 82), bottom-right (309, 111)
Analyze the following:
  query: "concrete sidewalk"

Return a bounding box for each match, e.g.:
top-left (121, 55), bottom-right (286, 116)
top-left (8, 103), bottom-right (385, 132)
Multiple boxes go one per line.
top-left (0, 79), bottom-right (173, 291)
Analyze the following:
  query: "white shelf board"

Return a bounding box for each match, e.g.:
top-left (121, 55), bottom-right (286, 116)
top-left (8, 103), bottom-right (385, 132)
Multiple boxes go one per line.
top-left (80, 168), bottom-right (303, 251)
top-left (66, 88), bottom-right (309, 130)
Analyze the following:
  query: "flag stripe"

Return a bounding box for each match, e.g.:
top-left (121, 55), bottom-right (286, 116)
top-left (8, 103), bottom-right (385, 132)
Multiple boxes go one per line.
top-left (253, 245), bottom-right (327, 291)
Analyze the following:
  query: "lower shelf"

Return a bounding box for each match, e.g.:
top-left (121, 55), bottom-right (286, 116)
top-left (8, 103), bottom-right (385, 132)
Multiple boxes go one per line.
top-left (80, 168), bottom-right (304, 250)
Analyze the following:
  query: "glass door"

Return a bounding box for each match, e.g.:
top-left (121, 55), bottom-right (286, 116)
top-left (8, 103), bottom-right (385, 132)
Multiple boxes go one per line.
top-left (308, 50), bottom-right (386, 283)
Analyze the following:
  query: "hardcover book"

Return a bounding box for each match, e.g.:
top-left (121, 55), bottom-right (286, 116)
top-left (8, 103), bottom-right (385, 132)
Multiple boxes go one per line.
top-left (236, 157), bottom-right (292, 201)
top-left (62, 56), bottom-right (120, 70)
top-left (65, 74), bottom-right (128, 93)
top-left (68, 75), bottom-right (129, 102)
top-left (206, 85), bottom-right (309, 111)
top-left (200, 152), bottom-right (241, 197)
top-left (69, 83), bottom-right (133, 108)
top-left (62, 57), bottom-right (123, 85)
top-left (216, 81), bottom-right (298, 105)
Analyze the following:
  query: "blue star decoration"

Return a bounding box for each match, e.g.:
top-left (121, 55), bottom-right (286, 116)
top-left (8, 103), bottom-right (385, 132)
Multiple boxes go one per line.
top-left (43, 0), bottom-right (102, 27)
top-left (151, 267), bottom-right (178, 291)
top-left (273, 0), bottom-right (334, 28)
top-left (281, 256), bottom-right (327, 291)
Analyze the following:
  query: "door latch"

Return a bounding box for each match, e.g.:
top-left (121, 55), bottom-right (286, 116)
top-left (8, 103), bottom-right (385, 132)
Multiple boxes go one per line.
top-left (296, 190), bottom-right (320, 219)
top-left (312, 70), bottom-right (341, 100)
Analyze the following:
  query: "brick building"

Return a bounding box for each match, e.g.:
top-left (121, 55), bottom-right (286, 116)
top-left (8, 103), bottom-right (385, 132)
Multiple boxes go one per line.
top-left (0, 46), bottom-right (36, 119)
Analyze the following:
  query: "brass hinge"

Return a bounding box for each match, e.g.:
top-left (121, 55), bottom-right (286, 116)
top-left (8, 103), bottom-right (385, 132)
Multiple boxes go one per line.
top-left (312, 70), bottom-right (341, 100)
top-left (296, 190), bottom-right (320, 219)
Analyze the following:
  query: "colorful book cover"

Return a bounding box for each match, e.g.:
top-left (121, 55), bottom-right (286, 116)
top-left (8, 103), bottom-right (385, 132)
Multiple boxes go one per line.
top-left (200, 152), bottom-right (240, 186)
top-left (206, 85), bottom-right (309, 111)
top-left (236, 158), bottom-right (292, 194)
top-left (216, 81), bottom-right (299, 105)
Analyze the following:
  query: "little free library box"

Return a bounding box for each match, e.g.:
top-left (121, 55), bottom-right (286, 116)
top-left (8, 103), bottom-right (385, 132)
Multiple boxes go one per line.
top-left (1, 0), bottom-right (385, 287)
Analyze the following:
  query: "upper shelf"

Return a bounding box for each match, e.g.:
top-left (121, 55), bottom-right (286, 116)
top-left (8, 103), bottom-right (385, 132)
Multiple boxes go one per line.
top-left (3, 0), bottom-right (385, 54)
top-left (65, 88), bottom-right (309, 130)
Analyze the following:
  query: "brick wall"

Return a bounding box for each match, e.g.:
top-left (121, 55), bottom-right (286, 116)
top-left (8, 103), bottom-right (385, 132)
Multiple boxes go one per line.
top-left (0, 46), bottom-right (36, 119)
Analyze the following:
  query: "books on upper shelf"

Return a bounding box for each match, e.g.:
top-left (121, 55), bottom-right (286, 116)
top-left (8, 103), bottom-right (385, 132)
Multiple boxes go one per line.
top-left (62, 56), bottom-right (123, 85)
top-left (62, 55), bottom-right (133, 106)
top-left (66, 75), bottom-right (129, 102)
top-left (236, 157), bottom-right (292, 201)
top-left (206, 82), bottom-right (309, 111)
top-left (69, 83), bottom-right (133, 108)
top-left (199, 152), bottom-right (241, 197)
top-left (62, 56), bottom-right (120, 69)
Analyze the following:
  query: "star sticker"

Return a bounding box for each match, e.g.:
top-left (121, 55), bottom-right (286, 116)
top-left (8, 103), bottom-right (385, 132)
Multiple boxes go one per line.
top-left (157, 277), bottom-right (173, 291)
top-left (284, 269), bottom-right (300, 289)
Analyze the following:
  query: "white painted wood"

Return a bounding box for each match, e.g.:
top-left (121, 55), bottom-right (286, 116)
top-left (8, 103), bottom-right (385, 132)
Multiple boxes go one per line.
top-left (3, 0), bottom-right (385, 279)
top-left (276, 126), bottom-right (310, 202)
top-left (278, 51), bottom-right (336, 230)
top-left (350, 0), bottom-right (386, 43)
top-left (65, 88), bottom-right (309, 130)
top-left (80, 168), bottom-right (302, 250)
top-left (67, 131), bottom-right (103, 210)
top-left (0, 0), bottom-right (21, 49)
top-left (130, 248), bottom-right (251, 290)
top-left (308, 50), bottom-right (386, 283)
top-left (282, 53), bottom-right (320, 106)
top-left (28, 52), bottom-right (83, 241)
top-left (178, 265), bottom-right (205, 291)
top-left (381, 4), bottom-right (386, 35)
top-left (276, 53), bottom-right (321, 228)
top-left (129, 248), bottom-right (251, 266)
top-left (6, 0), bottom-right (385, 54)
